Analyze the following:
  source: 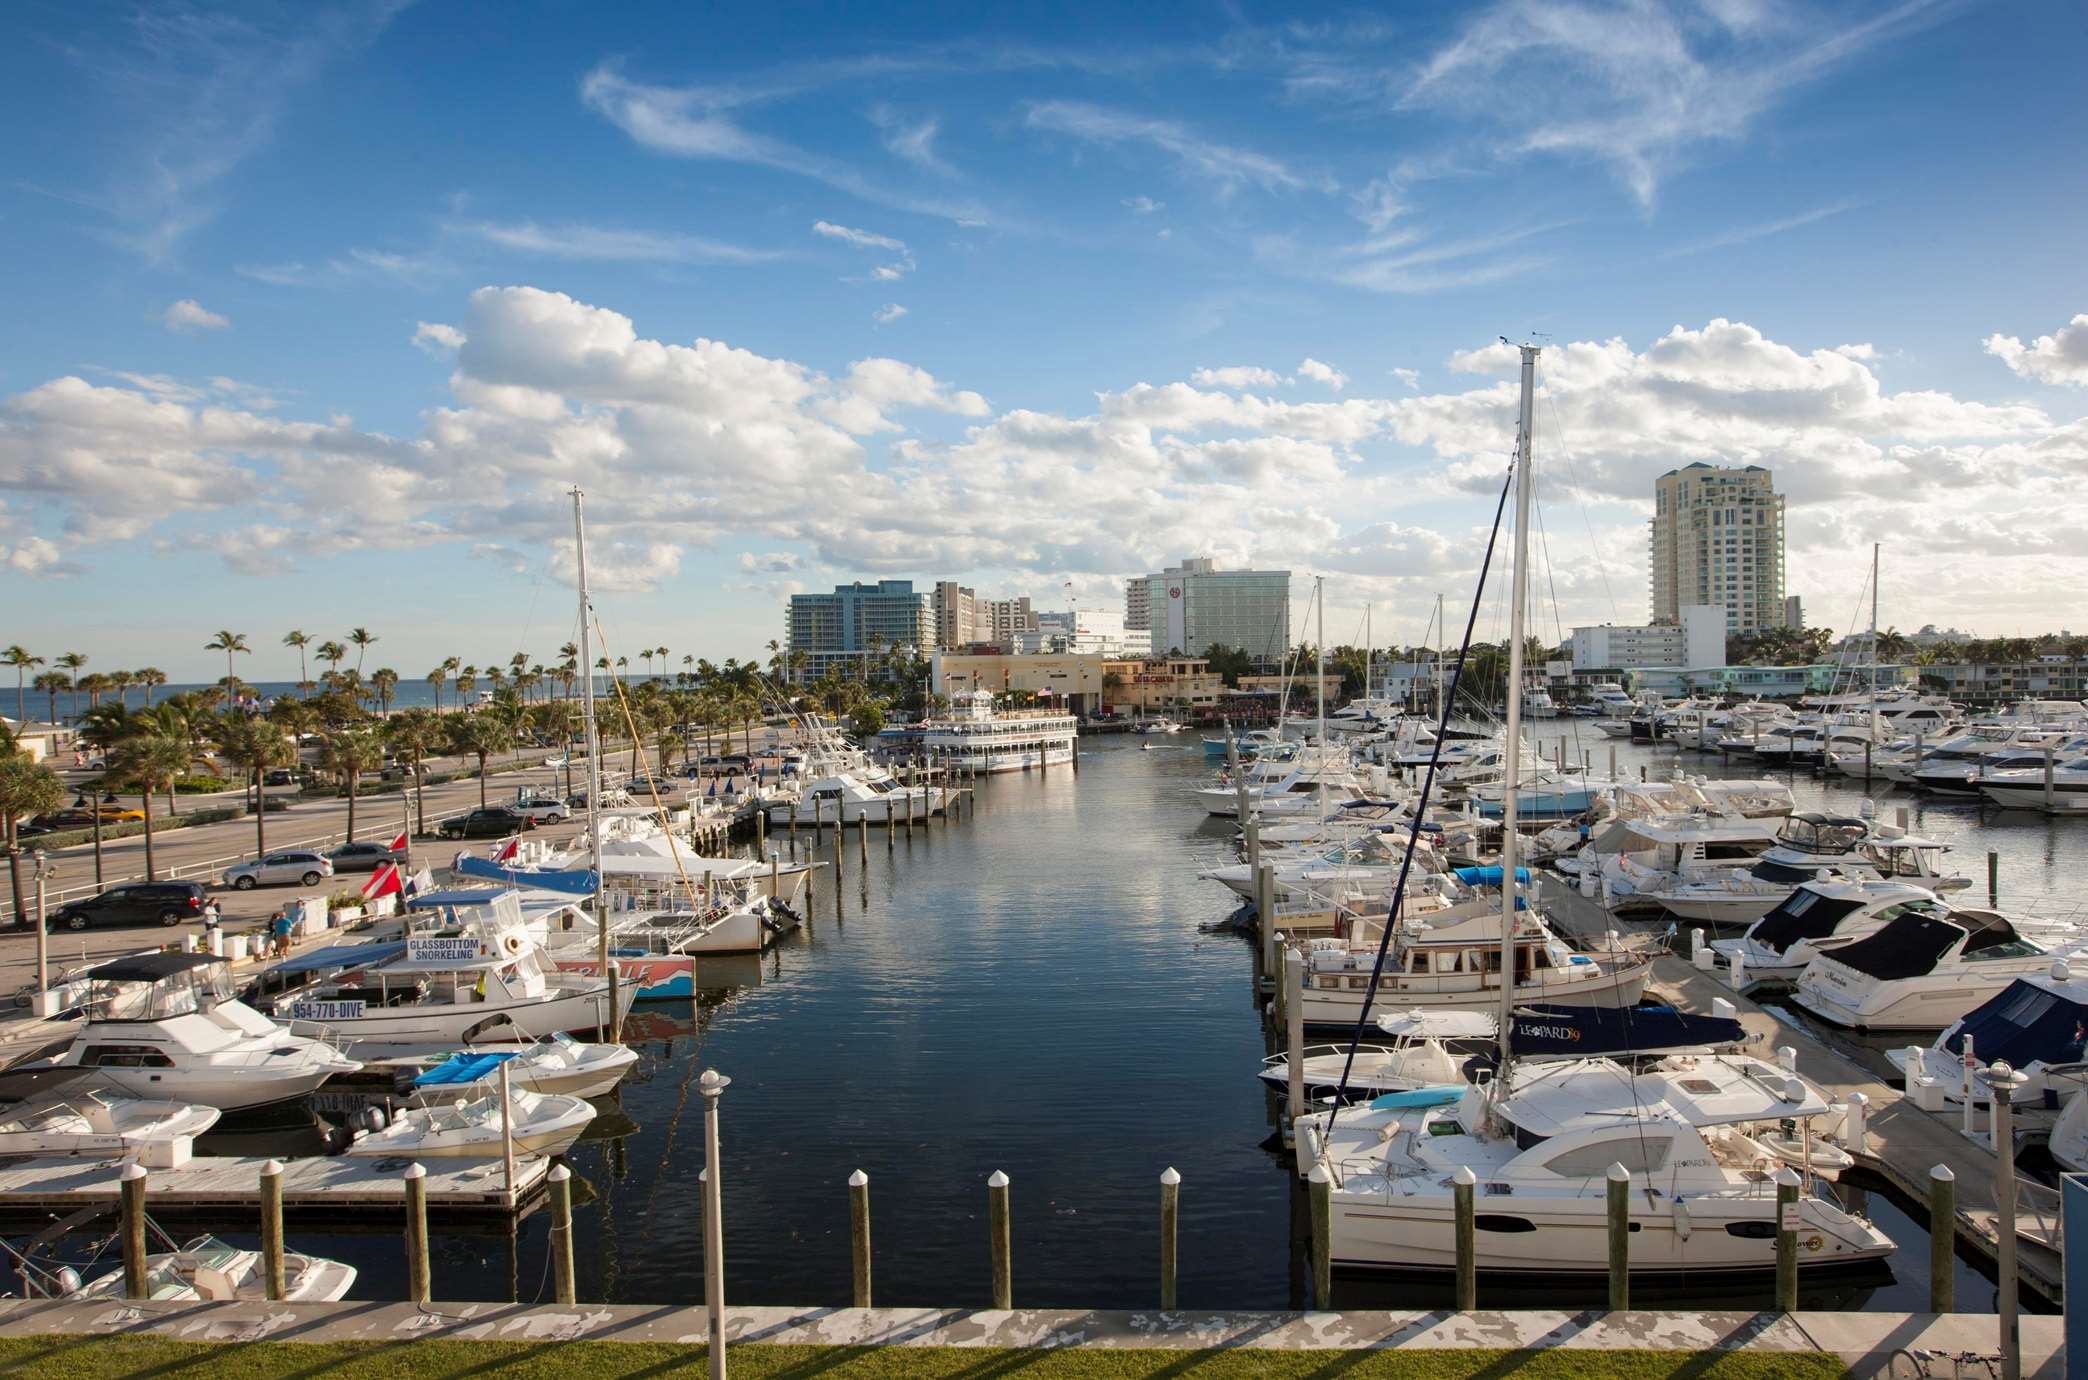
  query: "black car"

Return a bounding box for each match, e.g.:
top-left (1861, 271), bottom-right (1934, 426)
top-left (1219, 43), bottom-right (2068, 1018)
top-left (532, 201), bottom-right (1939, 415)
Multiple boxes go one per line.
top-left (264, 768), bottom-right (299, 786)
top-left (47, 882), bottom-right (209, 931)
top-left (327, 840), bottom-right (407, 873)
top-left (436, 807), bottom-right (534, 840)
top-left (19, 809), bottom-right (101, 836)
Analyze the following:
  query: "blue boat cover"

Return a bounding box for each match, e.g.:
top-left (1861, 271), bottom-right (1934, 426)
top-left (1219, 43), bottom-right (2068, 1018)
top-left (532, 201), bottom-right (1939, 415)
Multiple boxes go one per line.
top-left (414, 1051), bottom-right (519, 1087)
top-left (1451, 866), bottom-right (1533, 885)
top-left (406, 887), bottom-right (513, 909)
top-left (1509, 1004), bottom-right (1746, 1058)
top-left (268, 940), bottom-right (406, 975)
top-left (1367, 1085), bottom-right (1465, 1110)
top-left (1943, 980), bottom-right (2088, 1068)
top-left (449, 856), bottom-right (599, 895)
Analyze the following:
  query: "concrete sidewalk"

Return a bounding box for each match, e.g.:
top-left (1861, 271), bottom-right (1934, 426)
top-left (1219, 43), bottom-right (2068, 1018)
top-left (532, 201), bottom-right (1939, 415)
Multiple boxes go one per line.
top-left (0, 1300), bottom-right (2059, 1376)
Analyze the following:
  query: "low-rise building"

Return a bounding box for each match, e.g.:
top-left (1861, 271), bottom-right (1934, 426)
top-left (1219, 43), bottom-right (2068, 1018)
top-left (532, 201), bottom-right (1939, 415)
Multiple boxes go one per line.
top-left (927, 652), bottom-right (1106, 717)
top-left (1917, 659), bottom-right (2088, 705)
top-left (1570, 605), bottom-right (1726, 673)
top-left (1102, 657), bottom-right (1224, 716)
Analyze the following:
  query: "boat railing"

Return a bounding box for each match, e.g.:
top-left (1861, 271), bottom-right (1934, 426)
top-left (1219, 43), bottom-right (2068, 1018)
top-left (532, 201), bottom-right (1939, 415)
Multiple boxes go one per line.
top-left (2013, 1179), bottom-right (2064, 1250)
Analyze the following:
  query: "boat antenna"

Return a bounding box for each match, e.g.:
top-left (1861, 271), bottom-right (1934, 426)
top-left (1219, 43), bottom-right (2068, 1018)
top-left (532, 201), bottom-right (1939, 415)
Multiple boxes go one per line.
top-left (1497, 343), bottom-right (1541, 1068)
top-left (572, 487), bottom-right (620, 1040)
top-left (1321, 458), bottom-right (1516, 1141)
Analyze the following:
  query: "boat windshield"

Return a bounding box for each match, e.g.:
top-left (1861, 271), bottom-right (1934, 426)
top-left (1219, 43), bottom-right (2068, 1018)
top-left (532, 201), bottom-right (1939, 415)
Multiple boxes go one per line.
top-left (1749, 888), bottom-right (1866, 952)
top-left (83, 961), bottom-right (240, 1021)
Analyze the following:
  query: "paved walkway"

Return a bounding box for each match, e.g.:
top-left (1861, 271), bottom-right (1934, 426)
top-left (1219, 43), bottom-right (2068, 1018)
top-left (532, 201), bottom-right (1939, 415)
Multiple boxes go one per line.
top-left (0, 1300), bottom-right (2057, 1375)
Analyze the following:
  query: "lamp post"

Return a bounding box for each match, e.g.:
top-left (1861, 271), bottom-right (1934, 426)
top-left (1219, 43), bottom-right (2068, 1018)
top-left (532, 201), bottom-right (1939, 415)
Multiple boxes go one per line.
top-left (32, 849), bottom-right (51, 993)
top-left (1980, 1060), bottom-right (2030, 1380)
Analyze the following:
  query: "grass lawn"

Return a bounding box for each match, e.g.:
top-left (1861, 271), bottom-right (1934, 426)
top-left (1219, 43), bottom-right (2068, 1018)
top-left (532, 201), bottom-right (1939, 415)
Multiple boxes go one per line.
top-left (0, 1335), bottom-right (1846, 1378)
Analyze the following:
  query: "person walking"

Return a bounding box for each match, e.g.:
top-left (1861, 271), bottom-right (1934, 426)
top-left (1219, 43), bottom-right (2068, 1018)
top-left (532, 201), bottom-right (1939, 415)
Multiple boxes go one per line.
top-left (268, 908), bottom-right (292, 960)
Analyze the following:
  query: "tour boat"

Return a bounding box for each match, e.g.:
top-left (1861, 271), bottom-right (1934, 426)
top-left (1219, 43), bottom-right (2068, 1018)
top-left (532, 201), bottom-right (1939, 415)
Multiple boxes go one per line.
top-left (915, 689), bottom-right (1077, 771)
top-left (0, 1090), bottom-right (219, 1163)
top-left (30, 953), bottom-right (361, 1111)
top-left (346, 1084), bottom-right (596, 1158)
top-left (1792, 909), bottom-right (2088, 1031)
top-left (63, 1236), bottom-right (357, 1302)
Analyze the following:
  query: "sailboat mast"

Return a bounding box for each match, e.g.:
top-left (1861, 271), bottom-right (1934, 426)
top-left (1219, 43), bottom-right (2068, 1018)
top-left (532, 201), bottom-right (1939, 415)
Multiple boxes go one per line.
top-left (572, 487), bottom-right (618, 1038)
top-left (1433, 593), bottom-right (1445, 724)
top-left (1869, 542), bottom-right (1880, 741)
top-left (1316, 575), bottom-right (1326, 744)
top-left (1498, 345), bottom-right (1540, 1064)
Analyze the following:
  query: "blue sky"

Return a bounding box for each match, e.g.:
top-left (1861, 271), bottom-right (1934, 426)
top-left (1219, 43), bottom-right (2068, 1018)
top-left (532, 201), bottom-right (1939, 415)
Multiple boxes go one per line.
top-left (2, 0), bottom-right (2085, 682)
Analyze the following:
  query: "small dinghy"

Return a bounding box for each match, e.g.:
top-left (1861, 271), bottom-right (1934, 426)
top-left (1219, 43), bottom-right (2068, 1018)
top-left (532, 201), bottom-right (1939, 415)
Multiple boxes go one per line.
top-left (0, 1091), bottom-right (220, 1165)
top-left (405, 1034), bottom-right (637, 1100)
top-left (1259, 1010), bottom-right (1493, 1100)
top-left (62, 1235), bottom-right (356, 1301)
top-left (346, 1085), bottom-right (595, 1158)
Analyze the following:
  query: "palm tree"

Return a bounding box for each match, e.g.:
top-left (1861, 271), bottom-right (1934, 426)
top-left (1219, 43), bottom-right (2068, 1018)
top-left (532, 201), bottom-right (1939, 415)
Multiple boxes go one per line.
top-left (347, 628), bottom-right (377, 675)
top-left (320, 727), bottom-right (384, 841)
top-left (3, 646), bottom-right (42, 725)
top-left (212, 714), bottom-right (294, 856)
top-left (282, 630), bottom-right (312, 697)
top-left (370, 668), bottom-right (400, 716)
top-left (425, 663), bottom-right (449, 712)
top-left (77, 673), bottom-right (113, 708)
top-left (2, 750), bottom-right (65, 921)
top-left (32, 671), bottom-right (66, 726)
top-left (386, 709), bottom-right (442, 834)
top-left (110, 730), bottom-right (194, 880)
top-left (446, 713), bottom-right (510, 809)
top-left (135, 668), bottom-right (167, 706)
top-left (109, 669), bottom-right (135, 708)
top-left (53, 652), bottom-right (86, 717)
top-left (204, 630), bottom-right (250, 691)
top-left (316, 640), bottom-right (347, 690)
top-left (455, 664), bottom-right (478, 702)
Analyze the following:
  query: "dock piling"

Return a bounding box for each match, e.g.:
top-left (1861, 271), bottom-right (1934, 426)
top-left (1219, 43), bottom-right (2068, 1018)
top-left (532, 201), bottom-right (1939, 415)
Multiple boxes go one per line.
top-left (1285, 946), bottom-right (1306, 1127)
top-left (1605, 1163), bottom-right (1629, 1310)
top-left (1988, 850), bottom-right (2000, 904)
top-left (404, 1162), bottom-right (431, 1304)
top-left (1844, 1090), bottom-right (1868, 1154)
top-left (259, 1158), bottom-right (285, 1300)
top-left (1928, 1164), bottom-right (1955, 1314)
top-left (700, 1070), bottom-right (731, 1380)
top-left (856, 811), bottom-right (866, 865)
top-left (1690, 927), bottom-right (1711, 971)
top-left (120, 1162), bottom-right (148, 1301)
top-left (550, 1163), bottom-right (576, 1304)
top-left (849, 1169), bottom-right (872, 1308)
top-left (1773, 1166), bottom-right (1800, 1312)
top-left (1256, 864), bottom-right (1278, 977)
top-left (1159, 1167), bottom-right (1179, 1310)
top-left (1453, 1166), bottom-right (1476, 1311)
top-left (988, 1169), bottom-right (1012, 1309)
top-left (500, 1059), bottom-right (517, 1198)
top-left (1307, 1163), bottom-right (1332, 1309)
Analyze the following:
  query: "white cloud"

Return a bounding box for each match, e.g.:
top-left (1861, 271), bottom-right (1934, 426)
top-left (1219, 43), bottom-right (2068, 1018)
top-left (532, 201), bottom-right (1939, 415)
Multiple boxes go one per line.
top-left (163, 299), bottom-right (230, 333)
top-left (1192, 366), bottom-right (1287, 389)
top-left (1390, 367), bottom-right (1420, 390)
top-left (1663, 200), bottom-right (1862, 258)
top-left (1023, 101), bottom-right (1328, 194)
top-left (870, 107), bottom-right (952, 175)
top-left (1298, 358), bottom-right (1348, 392)
top-left (413, 321), bottom-right (466, 354)
top-left (873, 303), bottom-right (909, 324)
top-left (1985, 314), bottom-right (2088, 388)
top-left (1123, 195), bottom-right (1165, 214)
top-left (4, 535), bottom-right (77, 578)
top-left (456, 219), bottom-right (778, 264)
top-left (815, 219), bottom-right (916, 280)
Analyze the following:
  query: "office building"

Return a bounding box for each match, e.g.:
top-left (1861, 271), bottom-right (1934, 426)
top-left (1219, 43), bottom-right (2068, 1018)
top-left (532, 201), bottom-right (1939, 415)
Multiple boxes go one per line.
top-left (1784, 595), bottom-right (1806, 632)
top-left (932, 582), bottom-right (979, 649)
top-left (1570, 605), bottom-right (1728, 672)
top-left (1127, 557), bottom-right (1291, 662)
top-left (785, 579), bottom-right (932, 683)
top-left (982, 596), bottom-right (1038, 640)
top-left (1124, 577), bottom-right (1152, 633)
top-left (1649, 464), bottom-right (1787, 635)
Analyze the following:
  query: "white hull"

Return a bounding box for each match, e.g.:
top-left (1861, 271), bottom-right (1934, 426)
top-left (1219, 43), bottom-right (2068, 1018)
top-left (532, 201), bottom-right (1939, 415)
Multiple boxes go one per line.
top-left (1300, 966), bottom-right (1648, 1026)
top-left (83, 1064), bottom-right (344, 1112)
top-left (1792, 971), bottom-right (2017, 1031)
top-left (317, 986), bottom-right (636, 1058)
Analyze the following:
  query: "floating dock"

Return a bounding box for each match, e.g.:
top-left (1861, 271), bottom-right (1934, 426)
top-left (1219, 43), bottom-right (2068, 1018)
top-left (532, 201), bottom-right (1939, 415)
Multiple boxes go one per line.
top-left (0, 1152), bottom-right (548, 1220)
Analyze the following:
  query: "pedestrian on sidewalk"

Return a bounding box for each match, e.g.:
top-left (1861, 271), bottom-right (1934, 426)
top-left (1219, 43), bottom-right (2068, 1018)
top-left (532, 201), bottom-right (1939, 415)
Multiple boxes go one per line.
top-left (268, 908), bottom-right (292, 959)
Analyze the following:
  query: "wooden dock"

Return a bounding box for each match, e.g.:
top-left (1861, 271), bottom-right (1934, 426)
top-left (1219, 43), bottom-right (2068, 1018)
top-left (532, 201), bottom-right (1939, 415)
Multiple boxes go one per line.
top-left (0, 1152), bottom-right (549, 1220)
top-left (1542, 876), bottom-right (2066, 1304)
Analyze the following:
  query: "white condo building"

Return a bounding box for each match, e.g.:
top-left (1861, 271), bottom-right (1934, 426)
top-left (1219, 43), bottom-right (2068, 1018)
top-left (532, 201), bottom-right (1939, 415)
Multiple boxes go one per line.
top-left (1124, 557), bottom-right (1290, 662)
top-left (1570, 605), bottom-right (1728, 672)
top-left (1650, 464), bottom-right (1788, 636)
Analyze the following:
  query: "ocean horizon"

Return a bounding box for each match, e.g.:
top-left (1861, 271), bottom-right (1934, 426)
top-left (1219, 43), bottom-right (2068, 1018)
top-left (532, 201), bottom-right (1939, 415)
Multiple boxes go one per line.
top-left (7, 674), bottom-right (682, 725)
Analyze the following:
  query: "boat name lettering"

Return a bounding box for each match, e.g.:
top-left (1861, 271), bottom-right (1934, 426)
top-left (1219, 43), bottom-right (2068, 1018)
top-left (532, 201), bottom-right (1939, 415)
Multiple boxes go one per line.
top-left (289, 999), bottom-right (367, 1021)
top-left (408, 937), bottom-right (485, 964)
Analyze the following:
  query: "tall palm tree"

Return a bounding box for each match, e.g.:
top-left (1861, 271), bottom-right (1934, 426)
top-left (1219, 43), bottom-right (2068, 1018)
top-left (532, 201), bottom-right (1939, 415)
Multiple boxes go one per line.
top-left (32, 671), bottom-right (66, 726)
top-left (109, 669), bottom-right (135, 708)
top-left (370, 668), bottom-right (400, 715)
top-left (320, 727), bottom-right (384, 841)
top-left (111, 730), bottom-right (194, 880)
top-left (54, 652), bottom-right (86, 717)
top-left (315, 640), bottom-right (347, 693)
top-left (348, 627), bottom-right (377, 675)
top-left (2, 646), bottom-right (42, 725)
top-left (445, 712), bottom-right (510, 809)
top-left (282, 630), bottom-right (312, 697)
top-left (135, 668), bottom-right (167, 706)
top-left (385, 709), bottom-right (442, 835)
top-left (212, 714), bottom-right (294, 856)
top-left (77, 673), bottom-right (112, 707)
top-left (455, 664), bottom-right (478, 702)
top-left (204, 630), bottom-right (250, 692)
top-left (425, 663), bottom-right (449, 712)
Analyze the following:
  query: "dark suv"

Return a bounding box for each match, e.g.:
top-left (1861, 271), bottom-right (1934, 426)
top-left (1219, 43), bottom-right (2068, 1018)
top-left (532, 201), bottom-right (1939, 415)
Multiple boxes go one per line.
top-left (436, 807), bottom-right (534, 840)
top-left (47, 882), bottom-right (209, 930)
top-left (326, 840), bottom-right (407, 873)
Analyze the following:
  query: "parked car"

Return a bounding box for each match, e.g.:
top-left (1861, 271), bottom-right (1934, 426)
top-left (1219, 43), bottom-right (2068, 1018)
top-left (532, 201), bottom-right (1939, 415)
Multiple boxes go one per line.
top-left (20, 809), bottom-right (102, 835)
top-left (508, 796), bottom-right (570, 824)
top-left (223, 851), bottom-right (334, 890)
top-left (326, 840), bottom-right (406, 873)
top-left (263, 768), bottom-right (299, 786)
top-left (436, 807), bottom-right (534, 840)
top-left (84, 804), bottom-right (146, 822)
top-left (46, 882), bottom-right (209, 931)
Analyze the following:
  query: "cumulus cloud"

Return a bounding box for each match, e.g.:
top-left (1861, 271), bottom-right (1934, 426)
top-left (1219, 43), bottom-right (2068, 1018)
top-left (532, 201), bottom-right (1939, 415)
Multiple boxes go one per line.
top-left (413, 321), bottom-right (466, 353)
top-left (1298, 358), bottom-right (1348, 392)
top-left (1123, 195), bottom-right (1165, 214)
top-left (1390, 367), bottom-right (1420, 389)
top-left (1986, 314), bottom-right (2088, 387)
top-left (163, 299), bottom-right (230, 333)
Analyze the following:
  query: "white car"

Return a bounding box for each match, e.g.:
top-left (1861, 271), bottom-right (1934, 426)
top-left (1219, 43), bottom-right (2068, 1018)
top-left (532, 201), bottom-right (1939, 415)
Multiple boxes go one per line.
top-left (510, 796), bottom-right (570, 824)
top-left (224, 851), bottom-right (334, 890)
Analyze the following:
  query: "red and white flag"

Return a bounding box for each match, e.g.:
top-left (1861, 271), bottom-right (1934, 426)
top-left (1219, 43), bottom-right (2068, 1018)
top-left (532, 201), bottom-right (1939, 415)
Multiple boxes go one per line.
top-left (387, 830), bottom-right (409, 853)
top-left (361, 862), bottom-right (403, 900)
top-left (492, 836), bottom-right (521, 863)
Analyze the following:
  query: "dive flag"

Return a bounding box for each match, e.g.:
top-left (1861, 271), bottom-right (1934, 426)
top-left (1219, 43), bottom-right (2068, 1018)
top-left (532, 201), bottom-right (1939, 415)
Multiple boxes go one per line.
top-left (361, 862), bottom-right (403, 900)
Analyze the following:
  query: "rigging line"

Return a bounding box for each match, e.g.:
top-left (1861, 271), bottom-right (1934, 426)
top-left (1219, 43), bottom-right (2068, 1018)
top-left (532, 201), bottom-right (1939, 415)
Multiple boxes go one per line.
top-left (1531, 485), bottom-right (1586, 765)
top-left (1538, 376), bottom-right (1620, 623)
top-left (592, 612), bottom-right (707, 916)
top-left (1322, 456), bottom-right (1517, 1147)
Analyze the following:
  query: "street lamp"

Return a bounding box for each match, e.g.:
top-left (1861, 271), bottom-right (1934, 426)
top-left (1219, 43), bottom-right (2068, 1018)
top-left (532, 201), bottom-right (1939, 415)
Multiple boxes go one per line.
top-left (31, 848), bottom-right (51, 993)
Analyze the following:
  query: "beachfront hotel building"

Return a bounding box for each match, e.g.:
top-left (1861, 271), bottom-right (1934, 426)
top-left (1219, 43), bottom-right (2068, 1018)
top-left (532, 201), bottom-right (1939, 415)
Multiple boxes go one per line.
top-left (1649, 463), bottom-right (1789, 636)
top-left (1124, 557), bottom-right (1291, 663)
top-left (786, 580), bottom-right (933, 683)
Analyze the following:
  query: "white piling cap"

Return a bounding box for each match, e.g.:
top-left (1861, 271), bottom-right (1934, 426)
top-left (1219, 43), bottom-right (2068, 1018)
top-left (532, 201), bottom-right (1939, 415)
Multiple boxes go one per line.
top-left (548, 1164), bottom-right (571, 1183)
top-left (1452, 1166), bottom-right (1477, 1186)
top-left (119, 1162), bottom-right (147, 1181)
top-left (1777, 1045), bottom-right (1798, 1070)
top-left (698, 1068), bottom-right (731, 1094)
top-left (404, 1162), bottom-right (426, 1180)
top-left (849, 1169), bottom-right (869, 1188)
top-left (1606, 1162), bottom-right (1631, 1183)
top-left (260, 1158), bottom-right (284, 1177)
top-left (1773, 1166), bottom-right (1802, 1187)
top-left (1848, 1091), bottom-right (1868, 1108)
top-left (987, 1170), bottom-right (1010, 1188)
top-left (1930, 1164), bottom-right (1955, 1182)
top-left (698, 1168), bottom-right (707, 1183)
top-left (1159, 1167), bottom-right (1181, 1186)
top-left (2054, 959), bottom-right (2072, 982)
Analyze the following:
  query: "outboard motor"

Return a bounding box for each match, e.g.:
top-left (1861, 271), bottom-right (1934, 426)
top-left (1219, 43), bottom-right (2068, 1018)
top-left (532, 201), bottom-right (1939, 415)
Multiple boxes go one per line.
top-left (354, 1104), bottom-right (390, 1135)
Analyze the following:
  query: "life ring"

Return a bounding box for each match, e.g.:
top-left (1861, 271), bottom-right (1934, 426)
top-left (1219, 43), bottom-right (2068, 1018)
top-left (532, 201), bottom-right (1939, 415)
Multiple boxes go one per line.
top-left (503, 934), bottom-right (524, 956)
top-left (1804, 1234), bottom-right (1824, 1253)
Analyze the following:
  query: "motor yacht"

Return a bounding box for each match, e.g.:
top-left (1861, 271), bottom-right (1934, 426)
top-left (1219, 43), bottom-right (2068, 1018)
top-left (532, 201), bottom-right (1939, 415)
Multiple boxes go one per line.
top-left (1978, 753), bottom-right (2088, 810)
top-left (767, 769), bottom-right (942, 824)
top-left (1887, 966), bottom-right (2088, 1117)
top-left (0, 1091), bottom-right (219, 1164)
top-left (1793, 908), bottom-right (2088, 1031)
top-left (1574, 811), bottom-right (1781, 915)
top-left (1708, 879), bottom-right (1954, 985)
top-left (29, 954), bottom-right (360, 1111)
top-left (1648, 813), bottom-right (1963, 928)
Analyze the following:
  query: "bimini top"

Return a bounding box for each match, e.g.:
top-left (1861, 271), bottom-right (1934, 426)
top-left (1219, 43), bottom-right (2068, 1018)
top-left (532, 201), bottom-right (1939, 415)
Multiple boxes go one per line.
top-left (1944, 975), bottom-right (2088, 1068)
top-left (84, 952), bottom-right (227, 984)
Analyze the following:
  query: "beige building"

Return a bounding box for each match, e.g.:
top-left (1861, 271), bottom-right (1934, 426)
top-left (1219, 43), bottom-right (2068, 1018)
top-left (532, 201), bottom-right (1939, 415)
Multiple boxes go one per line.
top-left (1237, 671), bottom-right (1344, 699)
top-left (928, 651), bottom-right (1105, 715)
top-left (1650, 464), bottom-right (1787, 637)
top-left (933, 581), bottom-right (979, 649)
top-left (1103, 657), bottom-right (1223, 715)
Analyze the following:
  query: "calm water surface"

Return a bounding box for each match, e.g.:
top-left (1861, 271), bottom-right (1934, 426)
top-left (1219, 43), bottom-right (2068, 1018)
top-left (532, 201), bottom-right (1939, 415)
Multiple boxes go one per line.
top-left (34, 733), bottom-right (2082, 1310)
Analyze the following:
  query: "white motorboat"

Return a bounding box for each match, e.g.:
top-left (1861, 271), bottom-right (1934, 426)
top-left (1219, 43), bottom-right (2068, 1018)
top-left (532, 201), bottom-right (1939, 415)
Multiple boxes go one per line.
top-left (1258, 1010), bottom-right (1492, 1100)
top-left (1135, 717), bottom-right (1183, 735)
top-left (1888, 966), bottom-right (2088, 1117)
top-left (379, 1033), bottom-right (639, 1099)
top-left (1978, 753), bottom-right (2088, 810)
top-left (2044, 1085), bottom-right (2088, 1172)
top-left (61, 1235), bottom-right (357, 1302)
top-left (347, 1084), bottom-right (596, 1158)
top-left (1648, 813), bottom-right (1963, 928)
top-left (1793, 908), bottom-right (2088, 1031)
top-left (1576, 811), bottom-right (1780, 915)
top-left (1909, 736), bottom-right (2088, 797)
top-left (1300, 1054), bottom-right (1893, 1275)
top-left (0, 1090), bottom-right (220, 1165)
top-left (29, 954), bottom-right (360, 1111)
top-left (767, 769), bottom-right (941, 824)
top-left (1708, 879), bottom-right (1947, 985)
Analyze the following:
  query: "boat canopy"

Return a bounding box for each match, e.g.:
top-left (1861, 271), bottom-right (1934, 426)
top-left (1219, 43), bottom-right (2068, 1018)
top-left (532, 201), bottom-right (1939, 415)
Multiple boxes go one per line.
top-left (1508, 1003), bottom-right (1747, 1059)
top-left (85, 952), bottom-right (226, 984)
top-left (1375, 1009), bottom-right (1497, 1040)
top-left (268, 941), bottom-right (407, 977)
top-left (1943, 978), bottom-right (2088, 1067)
top-left (414, 1051), bottom-right (520, 1087)
top-left (1748, 886), bottom-right (1871, 953)
top-left (1824, 912), bottom-right (2029, 980)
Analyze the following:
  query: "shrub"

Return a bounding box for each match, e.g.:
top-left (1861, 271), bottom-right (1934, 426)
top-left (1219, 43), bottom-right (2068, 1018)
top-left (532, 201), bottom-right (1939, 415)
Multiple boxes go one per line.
top-left (172, 775), bottom-right (236, 794)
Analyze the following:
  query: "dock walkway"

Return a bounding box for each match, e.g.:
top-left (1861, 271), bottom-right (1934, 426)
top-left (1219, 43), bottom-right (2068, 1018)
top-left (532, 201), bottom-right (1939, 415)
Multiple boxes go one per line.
top-left (0, 1152), bottom-right (546, 1220)
top-left (1542, 876), bottom-right (2066, 1303)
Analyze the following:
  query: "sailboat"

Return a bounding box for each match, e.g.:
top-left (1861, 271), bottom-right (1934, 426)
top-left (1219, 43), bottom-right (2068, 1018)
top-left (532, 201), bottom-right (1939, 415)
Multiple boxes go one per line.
top-left (1304, 344), bottom-right (1894, 1279)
